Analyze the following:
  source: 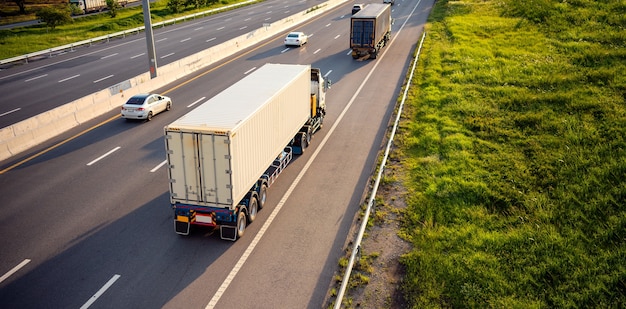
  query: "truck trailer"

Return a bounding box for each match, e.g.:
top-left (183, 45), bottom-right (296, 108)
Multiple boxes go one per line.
top-left (164, 63), bottom-right (329, 240)
top-left (69, 0), bottom-right (138, 14)
top-left (350, 3), bottom-right (392, 59)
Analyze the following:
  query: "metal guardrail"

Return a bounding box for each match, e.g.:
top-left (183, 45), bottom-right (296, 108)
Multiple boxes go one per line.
top-left (333, 31), bottom-right (426, 308)
top-left (0, 0), bottom-right (257, 66)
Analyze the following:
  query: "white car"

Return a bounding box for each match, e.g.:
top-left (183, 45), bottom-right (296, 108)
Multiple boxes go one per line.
top-left (121, 93), bottom-right (172, 121)
top-left (284, 31), bottom-right (308, 47)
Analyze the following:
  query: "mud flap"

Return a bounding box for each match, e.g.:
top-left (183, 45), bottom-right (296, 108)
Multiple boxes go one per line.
top-left (220, 225), bottom-right (237, 241)
top-left (175, 221), bottom-right (190, 235)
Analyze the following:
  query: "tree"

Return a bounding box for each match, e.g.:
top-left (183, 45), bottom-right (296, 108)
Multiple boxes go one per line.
top-left (167, 0), bottom-right (184, 13)
top-left (106, 0), bottom-right (121, 18)
top-left (36, 7), bottom-right (72, 31)
top-left (13, 0), bottom-right (26, 15)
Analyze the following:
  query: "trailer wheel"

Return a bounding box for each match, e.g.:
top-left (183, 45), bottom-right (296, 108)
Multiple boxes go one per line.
top-left (296, 132), bottom-right (308, 150)
top-left (236, 211), bottom-right (247, 239)
top-left (258, 183), bottom-right (268, 209)
top-left (247, 196), bottom-right (258, 223)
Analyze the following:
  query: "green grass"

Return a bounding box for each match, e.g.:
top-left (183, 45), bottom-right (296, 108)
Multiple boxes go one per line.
top-left (396, 0), bottom-right (626, 307)
top-left (0, 0), bottom-right (254, 59)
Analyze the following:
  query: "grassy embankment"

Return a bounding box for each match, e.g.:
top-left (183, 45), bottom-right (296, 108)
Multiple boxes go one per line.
top-left (393, 0), bottom-right (625, 307)
top-left (0, 0), bottom-right (250, 60)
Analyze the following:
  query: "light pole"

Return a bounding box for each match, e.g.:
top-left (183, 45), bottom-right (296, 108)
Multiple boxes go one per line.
top-left (142, 0), bottom-right (157, 78)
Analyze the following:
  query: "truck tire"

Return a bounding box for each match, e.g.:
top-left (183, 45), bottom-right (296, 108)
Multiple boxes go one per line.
top-left (258, 183), bottom-right (268, 209)
top-left (296, 132), bottom-right (308, 151)
top-left (236, 210), bottom-right (247, 239)
top-left (301, 125), bottom-right (312, 144)
top-left (247, 196), bottom-right (258, 223)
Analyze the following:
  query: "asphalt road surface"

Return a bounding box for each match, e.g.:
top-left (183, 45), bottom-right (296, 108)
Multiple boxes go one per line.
top-left (0, 0), bottom-right (434, 307)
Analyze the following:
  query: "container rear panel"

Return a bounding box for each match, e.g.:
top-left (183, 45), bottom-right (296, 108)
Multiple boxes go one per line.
top-left (166, 131), bottom-right (233, 208)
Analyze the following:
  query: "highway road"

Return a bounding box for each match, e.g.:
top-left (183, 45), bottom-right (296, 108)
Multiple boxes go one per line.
top-left (0, 0), bottom-right (434, 307)
top-left (0, 0), bottom-right (324, 128)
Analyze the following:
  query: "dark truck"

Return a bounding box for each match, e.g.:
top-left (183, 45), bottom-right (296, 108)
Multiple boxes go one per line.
top-left (350, 3), bottom-right (392, 60)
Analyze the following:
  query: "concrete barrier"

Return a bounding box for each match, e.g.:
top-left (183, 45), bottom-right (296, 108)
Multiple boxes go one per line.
top-left (0, 0), bottom-right (348, 162)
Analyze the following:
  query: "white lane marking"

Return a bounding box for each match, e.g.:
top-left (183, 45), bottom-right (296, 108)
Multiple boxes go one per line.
top-left (206, 7), bottom-right (401, 303)
top-left (216, 26), bottom-right (225, 30)
top-left (156, 38), bottom-right (167, 43)
top-left (194, 27), bottom-right (204, 31)
top-left (150, 160), bottom-right (167, 172)
top-left (280, 48), bottom-right (290, 53)
top-left (284, 10), bottom-right (290, 14)
top-left (346, 50), bottom-right (352, 56)
top-left (206, 38), bottom-right (216, 42)
top-left (130, 53), bottom-right (145, 59)
top-left (0, 259), bottom-right (30, 284)
top-left (334, 34), bottom-right (340, 39)
top-left (244, 67), bottom-right (256, 75)
top-left (324, 70), bottom-right (332, 78)
top-left (100, 53), bottom-right (118, 60)
top-left (0, 108), bottom-right (21, 117)
top-left (244, 18), bottom-right (251, 21)
top-left (161, 53), bottom-right (175, 59)
top-left (58, 74), bottom-right (80, 83)
top-left (264, 17), bottom-right (271, 21)
top-left (25, 74), bottom-right (47, 82)
top-left (314, 49), bottom-right (321, 54)
top-left (239, 26), bottom-right (248, 30)
top-left (187, 96), bottom-right (206, 108)
top-left (79, 274), bottom-right (121, 309)
top-left (326, 23), bottom-right (331, 27)
top-left (266, 11), bottom-right (272, 14)
top-left (93, 75), bottom-right (114, 83)
top-left (87, 146), bottom-right (120, 166)
top-left (180, 38), bottom-right (191, 43)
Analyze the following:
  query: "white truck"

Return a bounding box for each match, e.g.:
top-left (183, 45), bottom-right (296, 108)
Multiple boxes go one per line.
top-left (164, 63), bottom-right (330, 240)
top-left (69, 0), bottom-right (139, 14)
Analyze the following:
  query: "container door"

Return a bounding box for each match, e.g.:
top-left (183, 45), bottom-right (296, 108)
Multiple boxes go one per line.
top-left (198, 134), bottom-right (233, 207)
top-left (166, 131), bottom-right (202, 203)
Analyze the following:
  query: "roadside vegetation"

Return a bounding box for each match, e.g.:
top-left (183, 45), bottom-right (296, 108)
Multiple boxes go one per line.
top-left (0, 0), bottom-right (252, 59)
top-left (391, 0), bottom-right (626, 307)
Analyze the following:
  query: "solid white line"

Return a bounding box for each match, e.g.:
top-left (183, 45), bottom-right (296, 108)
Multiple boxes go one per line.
top-left (100, 53), bottom-right (118, 60)
top-left (206, 23), bottom-right (384, 307)
top-left (25, 74), bottom-right (47, 82)
top-left (87, 146), bottom-right (121, 166)
top-left (130, 53), bottom-right (145, 59)
top-left (93, 75), bottom-right (114, 83)
top-left (0, 108), bottom-right (21, 117)
top-left (244, 67), bottom-right (256, 75)
top-left (58, 74), bottom-right (80, 83)
top-left (0, 259), bottom-right (30, 284)
top-left (161, 53), bottom-right (175, 59)
top-left (79, 274), bottom-right (120, 309)
top-left (187, 96), bottom-right (206, 108)
top-left (150, 160), bottom-right (167, 173)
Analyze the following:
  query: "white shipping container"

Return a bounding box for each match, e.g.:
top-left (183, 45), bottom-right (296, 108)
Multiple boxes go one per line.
top-left (165, 64), bottom-right (311, 210)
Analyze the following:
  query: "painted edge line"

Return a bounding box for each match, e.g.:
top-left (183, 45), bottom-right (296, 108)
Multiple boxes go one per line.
top-left (79, 274), bottom-right (121, 309)
top-left (0, 259), bottom-right (31, 284)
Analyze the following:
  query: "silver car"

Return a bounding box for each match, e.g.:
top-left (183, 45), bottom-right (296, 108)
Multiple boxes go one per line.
top-left (121, 93), bottom-right (172, 121)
